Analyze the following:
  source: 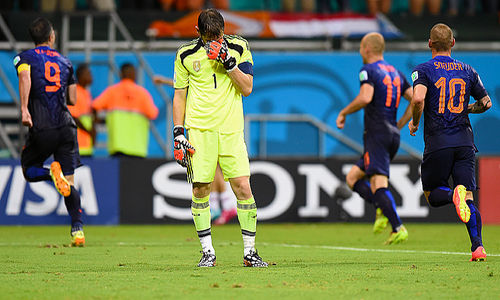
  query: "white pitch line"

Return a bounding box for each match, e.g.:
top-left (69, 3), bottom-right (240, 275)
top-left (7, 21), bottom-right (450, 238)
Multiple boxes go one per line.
top-left (261, 242), bottom-right (500, 257)
top-left (1, 241), bottom-right (498, 257)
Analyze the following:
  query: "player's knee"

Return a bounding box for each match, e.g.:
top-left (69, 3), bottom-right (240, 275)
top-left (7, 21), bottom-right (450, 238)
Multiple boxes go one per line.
top-left (346, 167), bottom-right (363, 189)
top-left (346, 172), bottom-right (358, 189)
top-left (369, 174), bottom-right (388, 193)
top-left (230, 178), bottom-right (252, 199)
top-left (193, 182), bottom-right (211, 198)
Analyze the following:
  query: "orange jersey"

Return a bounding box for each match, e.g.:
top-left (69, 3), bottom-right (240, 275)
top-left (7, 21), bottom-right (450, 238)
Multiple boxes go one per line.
top-left (92, 79), bottom-right (158, 120)
top-left (68, 84), bottom-right (92, 117)
top-left (68, 84), bottom-right (93, 155)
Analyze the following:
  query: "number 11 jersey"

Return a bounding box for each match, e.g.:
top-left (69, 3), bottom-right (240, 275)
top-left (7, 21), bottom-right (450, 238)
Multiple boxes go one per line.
top-left (359, 59), bottom-right (410, 135)
top-left (412, 55), bottom-right (488, 154)
top-left (14, 46), bottom-right (76, 132)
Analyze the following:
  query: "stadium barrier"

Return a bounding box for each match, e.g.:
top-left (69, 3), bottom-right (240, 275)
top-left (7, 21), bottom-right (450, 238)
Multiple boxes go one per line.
top-left (1, 51), bottom-right (499, 158)
top-left (2, 157), bottom-right (497, 225)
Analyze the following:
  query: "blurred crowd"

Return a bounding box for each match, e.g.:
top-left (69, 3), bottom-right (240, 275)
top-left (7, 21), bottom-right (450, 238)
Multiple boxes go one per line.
top-left (0, 0), bottom-right (498, 15)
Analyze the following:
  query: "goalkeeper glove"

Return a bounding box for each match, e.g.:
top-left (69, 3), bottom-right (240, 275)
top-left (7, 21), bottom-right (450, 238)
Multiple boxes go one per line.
top-left (205, 38), bottom-right (237, 72)
top-left (173, 125), bottom-right (195, 163)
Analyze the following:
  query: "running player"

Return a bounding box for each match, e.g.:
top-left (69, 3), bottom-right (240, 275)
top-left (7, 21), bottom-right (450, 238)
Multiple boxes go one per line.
top-left (14, 17), bottom-right (84, 246)
top-left (336, 32), bottom-right (412, 244)
top-left (409, 23), bottom-right (491, 261)
top-left (172, 9), bottom-right (267, 267)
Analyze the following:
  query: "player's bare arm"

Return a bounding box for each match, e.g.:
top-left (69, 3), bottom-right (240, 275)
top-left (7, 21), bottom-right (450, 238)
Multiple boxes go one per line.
top-left (467, 95), bottom-right (492, 114)
top-left (18, 69), bottom-right (32, 128)
top-left (227, 68), bottom-right (253, 97)
top-left (67, 83), bottom-right (77, 105)
top-left (336, 83), bottom-right (374, 129)
top-left (172, 88), bottom-right (187, 126)
top-left (409, 84), bottom-right (427, 136)
top-left (153, 75), bottom-right (173, 86)
top-left (397, 87), bottom-right (413, 129)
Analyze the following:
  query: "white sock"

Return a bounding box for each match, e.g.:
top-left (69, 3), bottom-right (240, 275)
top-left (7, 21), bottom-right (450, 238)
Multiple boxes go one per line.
top-left (200, 235), bottom-right (215, 255)
top-left (221, 183), bottom-right (236, 211)
top-left (242, 235), bottom-right (255, 256)
top-left (209, 192), bottom-right (220, 212)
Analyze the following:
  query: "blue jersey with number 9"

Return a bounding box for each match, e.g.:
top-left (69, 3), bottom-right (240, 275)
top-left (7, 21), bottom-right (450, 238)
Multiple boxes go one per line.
top-left (14, 46), bottom-right (76, 132)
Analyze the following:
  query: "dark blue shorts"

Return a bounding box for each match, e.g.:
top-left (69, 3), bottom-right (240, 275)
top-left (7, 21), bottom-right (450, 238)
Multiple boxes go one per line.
top-left (421, 146), bottom-right (477, 192)
top-left (21, 126), bottom-right (80, 176)
top-left (355, 131), bottom-right (400, 177)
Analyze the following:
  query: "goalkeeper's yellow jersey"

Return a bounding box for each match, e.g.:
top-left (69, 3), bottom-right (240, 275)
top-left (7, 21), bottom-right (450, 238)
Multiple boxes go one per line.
top-left (173, 35), bottom-right (253, 133)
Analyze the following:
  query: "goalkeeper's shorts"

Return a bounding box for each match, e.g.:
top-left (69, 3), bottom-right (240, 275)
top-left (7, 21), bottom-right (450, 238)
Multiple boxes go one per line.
top-left (188, 128), bottom-right (250, 183)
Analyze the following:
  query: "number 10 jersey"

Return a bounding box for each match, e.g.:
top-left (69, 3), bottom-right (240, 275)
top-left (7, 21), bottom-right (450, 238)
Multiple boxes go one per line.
top-left (412, 55), bottom-right (488, 154)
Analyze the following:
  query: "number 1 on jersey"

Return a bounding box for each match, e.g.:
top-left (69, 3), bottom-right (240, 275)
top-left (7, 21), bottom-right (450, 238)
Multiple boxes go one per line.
top-left (213, 73), bottom-right (217, 89)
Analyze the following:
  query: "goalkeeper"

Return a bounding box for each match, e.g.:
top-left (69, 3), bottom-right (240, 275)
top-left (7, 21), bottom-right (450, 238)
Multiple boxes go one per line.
top-left (172, 8), bottom-right (267, 267)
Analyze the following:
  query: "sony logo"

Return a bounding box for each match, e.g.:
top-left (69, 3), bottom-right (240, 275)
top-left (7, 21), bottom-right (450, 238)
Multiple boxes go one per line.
top-left (151, 161), bottom-right (428, 221)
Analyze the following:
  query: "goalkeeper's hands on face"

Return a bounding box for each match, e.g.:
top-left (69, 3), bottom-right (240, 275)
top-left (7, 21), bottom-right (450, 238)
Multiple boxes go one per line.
top-left (173, 125), bottom-right (195, 168)
top-left (204, 38), bottom-right (237, 72)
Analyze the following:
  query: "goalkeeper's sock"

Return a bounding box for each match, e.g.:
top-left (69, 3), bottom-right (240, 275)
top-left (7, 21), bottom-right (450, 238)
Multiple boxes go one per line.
top-left (373, 188), bottom-right (402, 232)
top-left (237, 197), bottom-right (257, 256)
top-left (64, 186), bottom-right (83, 230)
top-left (353, 179), bottom-right (375, 206)
top-left (427, 187), bottom-right (453, 207)
top-left (192, 195), bottom-right (214, 254)
top-left (465, 200), bottom-right (483, 252)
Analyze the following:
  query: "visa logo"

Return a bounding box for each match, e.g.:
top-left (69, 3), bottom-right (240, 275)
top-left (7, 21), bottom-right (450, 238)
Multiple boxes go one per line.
top-left (0, 165), bottom-right (98, 216)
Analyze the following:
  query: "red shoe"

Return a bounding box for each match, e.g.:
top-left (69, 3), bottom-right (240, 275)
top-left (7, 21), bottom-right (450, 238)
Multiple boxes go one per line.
top-left (470, 246), bottom-right (487, 262)
top-left (213, 208), bottom-right (237, 225)
top-left (453, 185), bottom-right (470, 223)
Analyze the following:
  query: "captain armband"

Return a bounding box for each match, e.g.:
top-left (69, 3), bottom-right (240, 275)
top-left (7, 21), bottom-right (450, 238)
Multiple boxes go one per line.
top-left (17, 63), bottom-right (30, 74)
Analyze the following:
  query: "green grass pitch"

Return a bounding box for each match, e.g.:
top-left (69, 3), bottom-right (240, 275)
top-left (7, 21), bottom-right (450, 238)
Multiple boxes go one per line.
top-left (0, 223), bottom-right (499, 299)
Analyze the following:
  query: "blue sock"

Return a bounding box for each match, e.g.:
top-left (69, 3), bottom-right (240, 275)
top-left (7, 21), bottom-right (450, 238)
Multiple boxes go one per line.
top-left (64, 186), bottom-right (83, 231)
top-left (353, 179), bottom-right (375, 206)
top-left (466, 200), bottom-right (483, 252)
top-left (24, 166), bottom-right (51, 182)
top-left (373, 188), bottom-right (402, 232)
top-left (428, 187), bottom-right (453, 207)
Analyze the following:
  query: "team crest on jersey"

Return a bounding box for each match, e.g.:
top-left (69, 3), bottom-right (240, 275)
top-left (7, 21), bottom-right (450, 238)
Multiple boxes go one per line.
top-left (193, 60), bottom-right (201, 72)
top-left (13, 56), bottom-right (20, 66)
